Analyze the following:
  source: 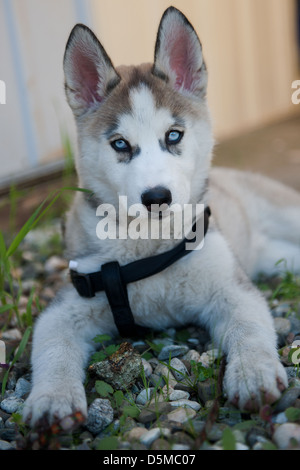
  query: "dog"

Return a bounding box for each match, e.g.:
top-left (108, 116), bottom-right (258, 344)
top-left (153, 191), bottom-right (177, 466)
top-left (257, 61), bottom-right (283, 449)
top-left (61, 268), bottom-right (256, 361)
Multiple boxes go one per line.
top-left (23, 6), bottom-right (300, 427)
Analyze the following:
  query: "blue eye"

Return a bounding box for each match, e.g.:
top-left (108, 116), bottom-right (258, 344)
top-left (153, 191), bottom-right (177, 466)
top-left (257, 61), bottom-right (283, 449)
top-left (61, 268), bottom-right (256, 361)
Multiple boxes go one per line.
top-left (166, 130), bottom-right (184, 145)
top-left (111, 139), bottom-right (131, 152)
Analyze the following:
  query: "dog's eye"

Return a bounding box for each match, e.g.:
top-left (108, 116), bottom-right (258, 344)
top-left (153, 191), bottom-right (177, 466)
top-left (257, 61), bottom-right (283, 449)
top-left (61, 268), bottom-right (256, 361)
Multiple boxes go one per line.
top-left (111, 139), bottom-right (131, 152)
top-left (166, 130), bottom-right (184, 145)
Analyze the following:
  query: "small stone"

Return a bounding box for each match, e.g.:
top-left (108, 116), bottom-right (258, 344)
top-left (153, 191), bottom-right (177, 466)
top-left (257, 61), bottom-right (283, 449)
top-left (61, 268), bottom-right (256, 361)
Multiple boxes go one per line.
top-left (136, 388), bottom-right (155, 405)
top-left (89, 342), bottom-right (142, 390)
top-left (182, 349), bottom-right (201, 363)
top-left (286, 367), bottom-right (300, 380)
top-left (235, 443), bottom-right (249, 450)
top-left (274, 317), bottom-right (291, 336)
top-left (169, 358), bottom-right (189, 381)
top-left (149, 373), bottom-right (166, 388)
top-left (197, 378), bottom-right (216, 403)
top-left (137, 408), bottom-right (157, 424)
top-left (274, 386), bottom-right (300, 413)
top-left (158, 345), bottom-right (189, 361)
top-left (140, 428), bottom-right (161, 447)
top-left (289, 313), bottom-right (300, 334)
top-left (0, 428), bottom-right (16, 441)
top-left (169, 390), bottom-right (190, 401)
top-left (172, 431), bottom-right (194, 448)
top-left (45, 256), bottom-right (68, 273)
top-left (151, 438), bottom-right (171, 450)
top-left (206, 423), bottom-right (228, 442)
top-left (141, 358), bottom-right (152, 377)
top-left (199, 349), bottom-right (220, 367)
top-left (154, 364), bottom-right (177, 387)
top-left (174, 381), bottom-right (195, 394)
top-left (171, 443), bottom-right (191, 450)
top-left (167, 406), bottom-right (196, 424)
top-left (86, 399), bottom-right (114, 435)
top-left (273, 423), bottom-right (300, 449)
top-left (170, 399), bottom-right (201, 411)
top-left (125, 427), bottom-right (148, 442)
top-left (0, 439), bottom-right (14, 450)
top-left (0, 396), bottom-right (24, 414)
top-left (4, 417), bottom-right (15, 429)
top-left (272, 303), bottom-right (291, 317)
top-left (1, 328), bottom-right (22, 342)
top-left (246, 427), bottom-right (269, 448)
top-left (14, 377), bottom-right (31, 398)
top-left (272, 412), bottom-right (288, 424)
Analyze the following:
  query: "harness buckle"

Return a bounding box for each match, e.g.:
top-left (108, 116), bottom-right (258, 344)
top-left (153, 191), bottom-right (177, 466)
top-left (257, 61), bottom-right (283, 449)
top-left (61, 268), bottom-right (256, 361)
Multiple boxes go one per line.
top-left (70, 270), bottom-right (95, 298)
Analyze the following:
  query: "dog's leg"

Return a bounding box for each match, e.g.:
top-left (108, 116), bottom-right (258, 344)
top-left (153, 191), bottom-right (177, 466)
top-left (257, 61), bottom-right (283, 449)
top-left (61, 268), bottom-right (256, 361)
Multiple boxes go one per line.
top-left (198, 232), bottom-right (288, 411)
top-left (23, 287), bottom-right (113, 428)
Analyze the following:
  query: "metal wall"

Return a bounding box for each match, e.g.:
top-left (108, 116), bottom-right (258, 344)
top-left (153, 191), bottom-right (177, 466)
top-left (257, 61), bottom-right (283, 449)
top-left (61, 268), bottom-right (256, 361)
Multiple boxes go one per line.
top-left (0, 0), bottom-right (298, 187)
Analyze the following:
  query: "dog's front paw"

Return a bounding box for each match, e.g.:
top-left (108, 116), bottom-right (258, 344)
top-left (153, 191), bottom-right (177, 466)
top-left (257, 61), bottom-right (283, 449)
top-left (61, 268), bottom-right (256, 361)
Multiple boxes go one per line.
top-left (23, 383), bottom-right (87, 429)
top-left (224, 353), bottom-right (288, 412)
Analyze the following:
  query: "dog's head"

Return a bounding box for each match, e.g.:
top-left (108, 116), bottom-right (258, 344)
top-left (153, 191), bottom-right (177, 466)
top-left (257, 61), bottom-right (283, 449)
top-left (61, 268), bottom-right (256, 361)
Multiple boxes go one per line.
top-left (63, 7), bottom-right (214, 216)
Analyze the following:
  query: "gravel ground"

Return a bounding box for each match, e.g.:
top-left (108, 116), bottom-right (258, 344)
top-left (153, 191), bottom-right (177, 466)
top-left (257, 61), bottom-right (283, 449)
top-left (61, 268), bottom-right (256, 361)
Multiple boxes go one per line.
top-left (1, 221), bottom-right (300, 451)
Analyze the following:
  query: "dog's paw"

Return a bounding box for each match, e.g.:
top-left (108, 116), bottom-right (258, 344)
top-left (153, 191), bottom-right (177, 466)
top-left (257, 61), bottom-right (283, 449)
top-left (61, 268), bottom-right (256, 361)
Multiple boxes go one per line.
top-left (23, 383), bottom-right (87, 429)
top-left (224, 354), bottom-right (288, 412)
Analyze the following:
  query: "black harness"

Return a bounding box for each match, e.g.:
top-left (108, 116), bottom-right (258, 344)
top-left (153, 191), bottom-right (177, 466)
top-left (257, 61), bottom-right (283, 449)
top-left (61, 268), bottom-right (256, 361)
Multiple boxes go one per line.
top-left (70, 206), bottom-right (211, 337)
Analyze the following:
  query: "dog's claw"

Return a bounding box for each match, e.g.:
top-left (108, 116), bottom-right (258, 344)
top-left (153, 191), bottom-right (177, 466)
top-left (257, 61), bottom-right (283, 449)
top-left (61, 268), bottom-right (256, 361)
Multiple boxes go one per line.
top-left (276, 377), bottom-right (286, 392)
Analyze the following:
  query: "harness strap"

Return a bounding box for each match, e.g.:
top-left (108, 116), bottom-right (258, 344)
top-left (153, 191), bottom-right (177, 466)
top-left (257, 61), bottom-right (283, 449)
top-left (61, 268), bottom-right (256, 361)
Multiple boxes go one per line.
top-left (101, 261), bottom-right (150, 337)
top-left (70, 206), bottom-right (211, 337)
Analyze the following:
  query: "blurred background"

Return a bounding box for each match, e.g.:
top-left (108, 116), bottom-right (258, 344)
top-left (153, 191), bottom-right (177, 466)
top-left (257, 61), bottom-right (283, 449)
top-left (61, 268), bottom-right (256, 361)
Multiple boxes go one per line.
top-left (0, 0), bottom-right (300, 226)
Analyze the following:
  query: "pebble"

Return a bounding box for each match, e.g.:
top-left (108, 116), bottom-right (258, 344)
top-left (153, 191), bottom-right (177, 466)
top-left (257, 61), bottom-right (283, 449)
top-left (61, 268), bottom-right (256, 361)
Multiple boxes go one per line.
top-left (169, 399), bottom-right (201, 411)
top-left (169, 357), bottom-right (189, 381)
top-left (183, 349), bottom-right (201, 363)
top-left (136, 388), bottom-right (155, 405)
top-left (44, 255), bottom-right (68, 273)
top-left (197, 378), bottom-right (216, 403)
top-left (273, 423), bottom-right (300, 449)
top-left (0, 439), bottom-right (15, 450)
top-left (153, 364), bottom-right (177, 387)
top-left (272, 303), bottom-right (291, 317)
top-left (0, 396), bottom-right (24, 414)
top-left (125, 427), bottom-right (148, 442)
top-left (272, 412), bottom-right (288, 424)
top-left (167, 406), bottom-right (197, 424)
top-left (158, 345), bottom-right (189, 361)
top-left (274, 317), bottom-right (292, 336)
top-left (86, 399), bottom-right (114, 435)
top-left (199, 349), bottom-right (219, 367)
top-left (274, 386), bottom-right (300, 412)
top-left (168, 390), bottom-right (190, 401)
top-left (1, 328), bottom-right (22, 341)
top-left (139, 428), bottom-right (164, 447)
top-left (89, 342), bottom-right (142, 390)
top-left (14, 377), bottom-right (31, 398)
top-left (141, 358), bottom-right (152, 377)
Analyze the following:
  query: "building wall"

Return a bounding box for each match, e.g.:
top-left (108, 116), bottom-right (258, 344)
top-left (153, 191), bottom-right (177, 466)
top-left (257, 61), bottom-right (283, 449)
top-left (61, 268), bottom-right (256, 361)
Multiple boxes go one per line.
top-left (0, 0), bottom-right (298, 186)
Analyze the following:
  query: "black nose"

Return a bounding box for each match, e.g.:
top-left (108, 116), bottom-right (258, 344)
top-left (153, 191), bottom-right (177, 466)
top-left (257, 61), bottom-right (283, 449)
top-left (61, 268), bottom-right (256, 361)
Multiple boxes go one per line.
top-left (141, 186), bottom-right (172, 211)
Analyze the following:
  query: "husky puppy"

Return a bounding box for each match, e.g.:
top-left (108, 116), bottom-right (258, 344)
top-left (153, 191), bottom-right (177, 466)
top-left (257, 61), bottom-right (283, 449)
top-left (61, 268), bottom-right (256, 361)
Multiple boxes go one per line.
top-left (23, 7), bottom-right (300, 427)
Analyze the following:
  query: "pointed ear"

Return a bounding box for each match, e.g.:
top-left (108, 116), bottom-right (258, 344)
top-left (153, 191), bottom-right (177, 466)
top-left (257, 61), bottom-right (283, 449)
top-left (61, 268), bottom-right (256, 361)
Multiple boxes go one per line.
top-left (153, 7), bottom-right (207, 98)
top-left (63, 24), bottom-right (120, 117)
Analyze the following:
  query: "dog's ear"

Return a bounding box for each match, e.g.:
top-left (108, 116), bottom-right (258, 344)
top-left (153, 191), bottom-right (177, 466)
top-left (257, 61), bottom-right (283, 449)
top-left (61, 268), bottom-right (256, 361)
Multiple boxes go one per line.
top-left (63, 24), bottom-right (120, 117)
top-left (153, 7), bottom-right (207, 98)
